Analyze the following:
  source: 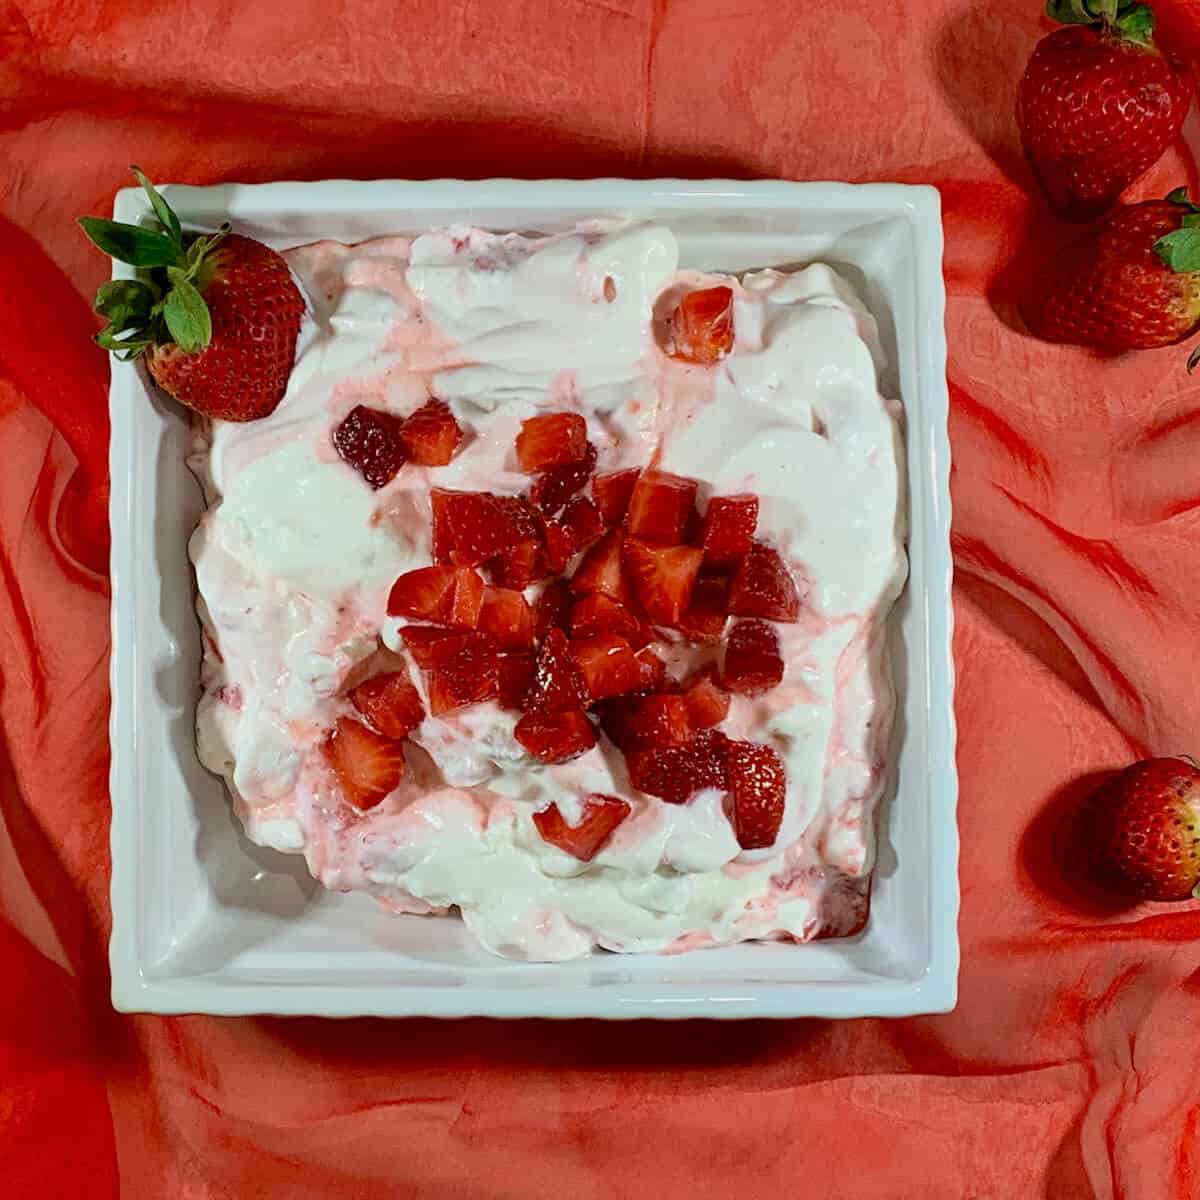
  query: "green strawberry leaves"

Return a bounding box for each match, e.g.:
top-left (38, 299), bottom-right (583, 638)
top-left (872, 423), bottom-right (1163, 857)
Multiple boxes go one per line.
top-left (77, 217), bottom-right (183, 268)
top-left (1155, 190), bottom-right (1200, 274)
top-left (132, 164), bottom-right (182, 248)
top-left (163, 268), bottom-right (211, 352)
top-left (1046, 0), bottom-right (1156, 45)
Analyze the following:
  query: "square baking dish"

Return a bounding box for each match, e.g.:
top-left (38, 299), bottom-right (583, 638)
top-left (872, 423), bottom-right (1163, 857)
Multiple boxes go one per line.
top-left (108, 178), bottom-right (956, 1019)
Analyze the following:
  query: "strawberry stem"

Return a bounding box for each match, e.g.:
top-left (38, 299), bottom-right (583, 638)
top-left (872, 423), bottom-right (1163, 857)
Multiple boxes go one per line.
top-left (1046, 0), bottom-right (1157, 45)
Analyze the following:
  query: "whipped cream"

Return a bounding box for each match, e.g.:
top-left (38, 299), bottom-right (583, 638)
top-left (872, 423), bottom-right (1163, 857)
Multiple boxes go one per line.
top-left (190, 222), bottom-right (907, 959)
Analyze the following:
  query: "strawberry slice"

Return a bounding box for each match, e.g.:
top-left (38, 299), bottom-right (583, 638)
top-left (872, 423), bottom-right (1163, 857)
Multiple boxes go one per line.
top-left (478, 586), bottom-right (534, 650)
top-left (570, 592), bottom-right (644, 641)
top-left (626, 730), bottom-right (729, 804)
top-left (591, 468), bottom-right (640, 527)
top-left (321, 717), bottom-right (405, 810)
top-left (720, 619), bottom-right (784, 695)
top-left (634, 646), bottom-right (666, 690)
top-left (534, 579), bottom-right (574, 640)
top-left (533, 794), bottom-right (631, 861)
top-left (498, 654), bottom-right (535, 710)
top-left (332, 405), bottom-right (407, 489)
top-left (544, 496), bottom-right (604, 572)
top-left (400, 626), bottom-right (493, 668)
top-left (490, 540), bottom-right (548, 589)
top-left (525, 627), bottom-right (588, 711)
top-left (682, 671), bottom-right (730, 729)
top-left (627, 693), bottom-right (692, 748)
top-left (670, 285), bottom-right (734, 365)
top-left (729, 540), bottom-right (801, 622)
top-left (529, 442), bottom-right (597, 514)
top-left (514, 706), bottom-right (596, 764)
top-left (349, 671), bottom-right (426, 739)
top-left (425, 639), bottom-right (500, 715)
top-left (623, 538), bottom-right (702, 625)
top-left (387, 565), bottom-right (484, 628)
top-left (625, 470), bottom-right (699, 543)
top-left (515, 412), bottom-right (588, 472)
top-left (399, 398), bottom-right (464, 466)
top-left (674, 573), bottom-right (731, 643)
top-left (724, 740), bottom-right (786, 849)
top-left (430, 489), bottom-right (523, 567)
top-left (570, 529), bottom-right (635, 604)
top-left (702, 494), bottom-right (759, 567)
top-left (569, 633), bottom-right (643, 701)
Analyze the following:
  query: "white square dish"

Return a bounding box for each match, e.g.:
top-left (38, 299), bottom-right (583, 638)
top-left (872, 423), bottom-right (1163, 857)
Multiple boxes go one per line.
top-left (108, 178), bottom-right (956, 1019)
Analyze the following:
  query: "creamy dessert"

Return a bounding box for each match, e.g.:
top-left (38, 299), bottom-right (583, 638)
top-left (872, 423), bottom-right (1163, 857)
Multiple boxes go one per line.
top-left (189, 221), bottom-right (907, 961)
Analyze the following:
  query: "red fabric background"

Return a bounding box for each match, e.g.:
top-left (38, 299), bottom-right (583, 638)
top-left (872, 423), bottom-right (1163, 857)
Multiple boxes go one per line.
top-left (2, 1), bottom-right (1200, 1196)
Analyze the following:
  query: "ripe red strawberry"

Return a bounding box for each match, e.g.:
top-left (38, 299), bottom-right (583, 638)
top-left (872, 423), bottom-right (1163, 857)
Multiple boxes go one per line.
top-left (1089, 756), bottom-right (1200, 900)
top-left (674, 574), bottom-right (731, 643)
top-left (525, 628), bottom-right (588, 711)
top-left (1022, 192), bottom-right (1200, 357)
top-left (721, 619), bottom-right (784, 695)
top-left (425, 639), bottom-right (500, 715)
top-left (497, 654), bottom-right (535, 709)
top-left (81, 170), bottom-right (304, 421)
top-left (669, 285), bottom-right (735, 364)
top-left (515, 412), bottom-right (588, 472)
top-left (682, 671), bottom-right (730, 729)
top-left (569, 634), bottom-right (642, 701)
top-left (400, 398), bottom-right (464, 466)
top-left (430, 490), bottom-right (523, 567)
top-left (478, 586), bottom-right (534, 650)
top-left (591, 468), bottom-right (641, 527)
top-left (570, 530), bottom-right (635, 604)
top-left (533, 794), bottom-right (631, 861)
top-left (623, 538), bottom-right (703, 625)
top-left (514, 707), bottom-right (596, 763)
top-left (633, 646), bottom-right (667, 691)
top-left (570, 592), bottom-right (644, 641)
top-left (332, 405), bottom-right (407, 489)
top-left (388, 566), bottom-right (483, 628)
top-left (321, 717), bottom-right (405, 810)
top-left (1017, 4), bottom-right (1192, 222)
top-left (349, 671), bottom-right (426, 739)
top-left (701, 494), bottom-right (759, 567)
top-left (544, 496), bottom-right (604, 571)
top-left (625, 470), bottom-right (699, 543)
top-left (529, 441), bottom-right (598, 514)
top-left (725, 740), bottom-right (787, 849)
top-left (534, 579), bottom-right (574, 640)
top-left (399, 626), bottom-right (494, 668)
top-left (627, 730), bottom-right (729, 804)
top-left (729, 540), bottom-right (801, 622)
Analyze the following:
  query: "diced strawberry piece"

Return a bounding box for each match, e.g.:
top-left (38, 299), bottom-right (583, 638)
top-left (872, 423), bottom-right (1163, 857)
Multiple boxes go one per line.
top-left (674, 574), bottom-right (730, 643)
top-left (729, 540), bottom-right (801, 622)
top-left (400, 626), bottom-right (494, 668)
top-left (478, 586), bottom-right (534, 650)
top-left (623, 538), bottom-right (702, 625)
top-left (702, 494), bottom-right (759, 567)
top-left (425, 638), bottom-right (500, 715)
top-left (489, 540), bottom-right (548, 589)
top-left (596, 694), bottom-right (644, 752)
top-left (626, 730), bottom-right (729, 804)
top-left (496, 494), bottom-right (547, 542)
top-left (349, 671), bottom-right (426, 739)
top-left (683, 503), bottom-right (705, 548)
top-left (682, 671), bottom-right (730, 729)
top-left (544, 496), bottom-right (604, 571)
top-left (569, 633), bottom-right (642, 702)
top-left (628, 693), bottom-right (692, 748)
top-left (387, 565), bottom-right (484, 628)
top-left (570, 592), bottom-right (642, 641)
top-left (399, 398), bottom-right (463, 466)
top-left (625, 470), bottom-right (699, 543)
top-left (497, 654), bottom-right (535, 710)
top-left (720, 619), bottom-right (784, 695)
top-left (591, 468), bottom-right (640, 527)
top-left (321, 717), bottom-right (406, 810)
top-left (534, 579), bottom-right (573, 640)
top-left (529, 442), bottom-right (597, 514)
top-left (533, 794), bottom-right (631, 861)
top-left (525, 627), bottom-right (588, 711)
top-left (514, 706), bottom-right (596, 764)
top-left (515, 412), bottom-right (588, 473)
top-left (634, 646), bottom-right (666, 690)
top-left (430, 489), bottom-right (523, 567)
top-left (332, 405), bottom-right (406, 489)
top-left (670, 285), bottom-right (734, 365)
top-left (724, 740), bottom-right (786, 849)
top-left (570, 529), bottom-right (635, 604)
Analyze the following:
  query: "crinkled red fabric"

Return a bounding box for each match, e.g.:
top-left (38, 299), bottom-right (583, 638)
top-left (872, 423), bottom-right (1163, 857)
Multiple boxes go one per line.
top-left (2, 1), bottom-right (1199, 1196)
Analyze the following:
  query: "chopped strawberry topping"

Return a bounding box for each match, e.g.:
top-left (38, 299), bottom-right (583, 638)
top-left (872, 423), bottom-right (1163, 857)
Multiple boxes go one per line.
top-left (670, 286), bottom-right (734, 365)
top-left (544, 496), bottom-right (604, 571)
top-left (627, 730), bottom-right (729, 804)
top-left (533, 794), bottom-right (631, 861)
top-left (497, 654), bottom-right (535, 710)
top-left (321, 717), bottom-right (406, 810)
top-left (430, 489), bottom-right (523, 567)
top-left (529, 441), bottom-right (597, 514)
top-left (478, 586), bottom-right (534, 650)
top-left (570, 592), bottom-right (643, 641)
top-left (681, 671), bottom-right (730, 729)
top-left (387, 565), bottom-right (484, 628)
top-left (634, 646), bottom-right (666, 691)
top-left (525, 628), bottom-right (588, 711)
top-left (720, 619), bottom-right (784, 695)
top-left (400, 626), bottom-right (493, 668)
top-left (332, 405), bottom-right (406, 489)
top-left (534, 579), bottom-right (573, 640)
top-left (569, 633), bottom-right (643, 701)
top-left (349, 671), bottom-right (425, 739)
top-left (674, 573), bottom-right (731, 643)
top-left (623, 538), bottom-right (702, 625)
top-left (625, 470), bottom-right (699, 543)
top-left (570, 529), bottom-right (634, 604)
top-left (490, 539), bottom-right (548, 589)
top-left (729, 540), bottom-right (801, 622)
top-left (515, 412), bottom-right (588, 473)
top-left (701, 494), bottom-right (759, 567)
top-left (591, 468), bottom-right (641, 527)
top-left (425, 639), bottom-right (500, 715)
top-left (724, 740), bottom-right (786, 849)
top-left (514, 706), bottom-right (596, 764)
top-left (626, 693), bottom-right (692, 748)
top-left (399, 398), bottom-right (464, 466)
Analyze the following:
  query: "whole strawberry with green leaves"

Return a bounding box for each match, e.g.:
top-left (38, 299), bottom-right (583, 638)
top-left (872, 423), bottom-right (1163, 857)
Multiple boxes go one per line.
top-left (1021, 188), bottom-right (1200, 364)
top-left (80, 168), bottom-right (304, 421)
top-left (1017, 0), bottom-right (1192, 222)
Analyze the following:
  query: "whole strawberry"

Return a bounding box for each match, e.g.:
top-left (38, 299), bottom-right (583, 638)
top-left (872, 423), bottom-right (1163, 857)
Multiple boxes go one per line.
top-left (1017, 1), bottom-right (1192, 222)
top-left (80, 167), bottom-right (304, 421)
top-left (1089, 756), bottom-right (1200, 900)
top-left (1021, 189), bottom-right (1200, 362)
